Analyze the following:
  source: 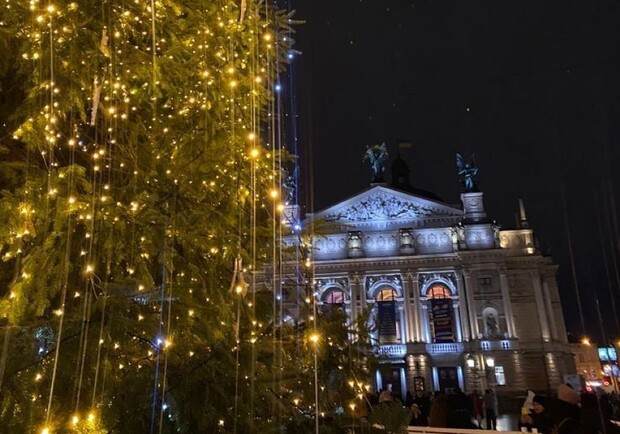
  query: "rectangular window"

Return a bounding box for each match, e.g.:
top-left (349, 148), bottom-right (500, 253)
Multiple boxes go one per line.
top-left (479, 277), bottom-right (492, 285)
top-left (495, 366), bottom-right (506, 386)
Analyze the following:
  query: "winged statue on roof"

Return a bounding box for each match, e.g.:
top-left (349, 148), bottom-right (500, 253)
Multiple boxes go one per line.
top-left (456, 153), bottom-right (479, 193)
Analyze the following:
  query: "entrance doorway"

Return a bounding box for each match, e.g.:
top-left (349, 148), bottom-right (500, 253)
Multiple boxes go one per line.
top-left (437, 367), bottom-right (459, 394)
top-left (379, 366), bottom-right (403, 399)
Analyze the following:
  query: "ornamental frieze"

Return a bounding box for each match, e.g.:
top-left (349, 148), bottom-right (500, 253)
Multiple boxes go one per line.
top-left (323, 191), bottom-right (456, 223)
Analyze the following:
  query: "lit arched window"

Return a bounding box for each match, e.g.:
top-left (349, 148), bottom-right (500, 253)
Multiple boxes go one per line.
top-left (427, 283), bottom-right (451, 299)
top-left (323, 289), bottom-right (345, 305)
top-left (375, 287), bottom-right (400, 344)
top-left (320, 288), bottom-right (345, 316)
top-left (376, 288), bottom-right (397, 302)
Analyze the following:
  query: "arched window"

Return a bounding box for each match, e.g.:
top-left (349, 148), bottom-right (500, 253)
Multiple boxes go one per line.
top-left (320, 288), bottom-right (345, 315)
top-left (427, 284), bottom-right (451, 299)
top-left (375, 287), bottom-right (400, 344)
top-left (426, 283), bottom-right (455, 343)
top-left (323, 289), bottom-right (345, 305)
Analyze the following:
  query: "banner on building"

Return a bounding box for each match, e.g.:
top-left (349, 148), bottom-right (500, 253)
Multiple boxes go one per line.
top-left (430, 299), bottom-right (454, 343)
top-left (378, 301), bottom-right (397, 343)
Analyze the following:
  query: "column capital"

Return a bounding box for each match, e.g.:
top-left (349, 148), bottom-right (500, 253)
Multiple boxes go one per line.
top-left (348, 272), bottom-right (363, 285)
top-left (403, 271), bottom-right (417, 283)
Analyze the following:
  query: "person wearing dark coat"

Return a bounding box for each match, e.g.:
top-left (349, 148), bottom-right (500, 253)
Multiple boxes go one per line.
top-left (409, 403), bottom-right (427, 426)
top-left (519, 395), bottom-right (554, 434)
top-left (548, 384), bottom-right (581, 434)
top-left (405, 391), bottom-right (414, 408)
top-left (580, 392), bottom-right (620, 434)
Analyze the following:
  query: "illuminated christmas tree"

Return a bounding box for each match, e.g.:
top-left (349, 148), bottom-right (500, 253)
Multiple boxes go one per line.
top-left (0, 0), bottom-right (375, 432)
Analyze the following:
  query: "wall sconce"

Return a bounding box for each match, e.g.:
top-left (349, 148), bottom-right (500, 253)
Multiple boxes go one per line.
top-left (485, 357), bottom-right (495, 368)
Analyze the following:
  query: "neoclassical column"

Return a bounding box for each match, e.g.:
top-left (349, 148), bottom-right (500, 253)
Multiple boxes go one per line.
top-left (462, 269), bottom-right (480, 339)
top-left (412, 274), bottom-right (424, 342)
top-left (499, 268), bottom-right (517, 338)
top-left (398, 305), bottom-right (407, 343)
top-left (542, 279), bottom-right (559, 340)
top-left (348, 273), bottom-right (360, 326)
top-left (531, 272), bottom-right (551, 342)
top-left (421, 304), bottom-right (431, 342)
top-left (403, 272), bottom-right (417, 342)
top-left (455, 269), bottom-right (471, 342)
top-left (453, 302), bottom-right (463, 342)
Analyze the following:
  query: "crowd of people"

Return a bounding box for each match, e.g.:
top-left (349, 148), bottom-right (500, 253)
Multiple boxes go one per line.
top-left (517, 385), bottom-right (620, 434)
top-left (366, 385), bottom-right (620, 433)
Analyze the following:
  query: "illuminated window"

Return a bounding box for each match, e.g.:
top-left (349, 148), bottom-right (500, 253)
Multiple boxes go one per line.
top-left (323, 289), bottom-right (344, 305)
top-left (376, 288), bottom-right (397, 301)
top-left (321, 289), bottom-right (345, 315)
top-left (427, 284), bottom-right (451, 299)
top-left (495, 366), bottom-right (506, 386)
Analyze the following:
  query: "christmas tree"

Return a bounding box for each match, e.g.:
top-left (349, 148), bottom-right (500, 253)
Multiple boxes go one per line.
top-left (0, 1), bottom-right (376, 433)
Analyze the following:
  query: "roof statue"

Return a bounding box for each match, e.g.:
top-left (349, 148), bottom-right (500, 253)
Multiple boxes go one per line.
top-left (456, 153), bottom-right (479, 192)
top-left (363, 142), bottom-right (389, 183)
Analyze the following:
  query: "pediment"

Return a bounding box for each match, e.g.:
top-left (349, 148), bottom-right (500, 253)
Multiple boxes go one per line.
top-left (312, 186), bottom-right (463, 229)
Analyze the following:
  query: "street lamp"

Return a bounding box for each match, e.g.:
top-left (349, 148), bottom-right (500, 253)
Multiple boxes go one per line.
top-left (485, 357), bottom-right (495, 368)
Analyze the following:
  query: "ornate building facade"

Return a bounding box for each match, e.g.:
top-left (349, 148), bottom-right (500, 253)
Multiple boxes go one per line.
top-left (281, 159), bottom-right (575, 401)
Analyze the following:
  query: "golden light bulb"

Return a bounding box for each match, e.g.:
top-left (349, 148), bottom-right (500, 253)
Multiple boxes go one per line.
top-left (309, 333), bottom-right (320, 344)
top-left (41, 427), bottom-right (50, 434)
top-left (263, 33), bottom-right (272, 41)
top-left (71, 415), bottom-right (79, 425)
top-left (248, 132), bottom-right (256, 141)
top-left (250, 148), bottom-right (260, 159)
top-left (269, 189), bottom-right (279, 199)
top-left (88, 412), bottom-right (95, 422)
top-left (581, 337), bottom-right (591, 346)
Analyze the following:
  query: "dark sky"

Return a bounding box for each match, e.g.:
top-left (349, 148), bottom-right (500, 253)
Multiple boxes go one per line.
top-left (290, 0), bottom-right (620, 342)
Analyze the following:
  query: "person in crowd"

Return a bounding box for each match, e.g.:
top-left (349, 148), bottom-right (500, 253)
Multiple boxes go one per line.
top-left (469, 389), bottom-right (484, 428)
top-left (548, 384), bottom-right (581, 434)
top-left (484, 389), bottom-right (498, 430)
top-left (447, 387), bottom-right (477, 429)
top-left (580, 392), bottom-right (620, 434)
top-left (379, 388), bottom-right (393, 403)
top-left (414, 391), bottom-right (431, 424)
top-left (519, 395), bottom-right (553, 434)
top-left (405, 391), bottom-right (414, 408)
top-left (409, 403), bottom-right (426, 426)
top-left (429, 393), bottom-right (450, 428)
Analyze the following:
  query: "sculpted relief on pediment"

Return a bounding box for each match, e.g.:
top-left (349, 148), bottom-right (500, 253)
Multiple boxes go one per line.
top-left (322, 191), bottom-right (458, 223)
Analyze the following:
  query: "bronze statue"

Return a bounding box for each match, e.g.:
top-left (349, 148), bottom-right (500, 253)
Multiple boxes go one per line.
top-left (363, 143), bottom-right (389, 183)
top-left (456, 153), bottom-right (479, 192)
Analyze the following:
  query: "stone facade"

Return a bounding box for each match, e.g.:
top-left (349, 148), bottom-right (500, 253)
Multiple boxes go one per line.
top-left (281, 184), bottom-right (576, 400)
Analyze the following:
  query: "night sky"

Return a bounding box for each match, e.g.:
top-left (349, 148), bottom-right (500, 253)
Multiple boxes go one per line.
top-left (291, 0), bottom-right (620, 342)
